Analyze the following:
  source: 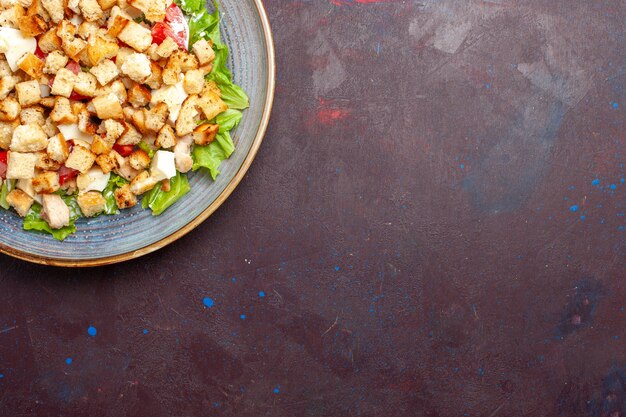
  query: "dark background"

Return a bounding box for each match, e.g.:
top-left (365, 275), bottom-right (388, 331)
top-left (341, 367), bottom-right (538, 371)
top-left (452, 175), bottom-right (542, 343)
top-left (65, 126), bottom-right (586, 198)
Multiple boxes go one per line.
top-left (1, 0), bottom-right (625, 415)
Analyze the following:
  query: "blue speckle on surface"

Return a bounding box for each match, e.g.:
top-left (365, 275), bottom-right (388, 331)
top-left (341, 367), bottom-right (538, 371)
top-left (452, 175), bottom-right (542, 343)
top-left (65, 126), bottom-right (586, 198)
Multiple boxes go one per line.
top-left (143, 329), bottom-right (149, 334)
top-left (231, 277), bottom-right (236, 282)
top-left (258, 291), bottom-right (265, 298)
top-left (478, 367), bottom-right (484, 376)
top-left (0, 374), bottom-right (4, 379)
top-left (580, 215), bottom-right (586, 220)
top-left (87, 326), bottom-right (97, 337)
top-left (621, 178), bottom-right (625, 184)
top-left (240, 314), bottom-right (246, 320)
top-left (65, 357), bottom-right (72, 365)
top-left (485, 83), bottom-right (491, 89)
top-left (613, 335), bottom-right (619, 340)
top-left (460, 164), bottom-right (465, 169)
top-left (273, 386), bottom-right (280, 394)
top-left (569, 205), bottom-right (579, 212)
top-left (609, 184), bottom-right (617, 190)
top-left (592, 178), bottom-right (600, 186)
top-left (612, 101), bottom-right (619, 108)
top-left (203, 297), bottom-right (215, 308)
top-left (334, 265), bottom-right (340, 271)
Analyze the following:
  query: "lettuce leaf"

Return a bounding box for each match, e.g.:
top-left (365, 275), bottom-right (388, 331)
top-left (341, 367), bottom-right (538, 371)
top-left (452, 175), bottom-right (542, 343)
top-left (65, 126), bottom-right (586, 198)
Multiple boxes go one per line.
top-left (191, 131), bottom-right (234, 180)
top-left (23, 194), bottom-right (81, 241)
top-left (102, 174), bottom-right (128, 215)
top-left (214, 109), bottom-right (242, 133)
top-left (0, 180), bottom-right (14, 210)
top-left (142, 172), bottom-right (190, 216)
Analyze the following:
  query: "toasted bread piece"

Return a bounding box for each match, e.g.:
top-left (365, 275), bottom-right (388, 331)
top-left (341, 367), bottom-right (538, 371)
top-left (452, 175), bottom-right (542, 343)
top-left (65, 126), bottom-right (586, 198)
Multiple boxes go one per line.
top-left (192, 123), bottom-right (218, 146)
top-left (50, 97), bottom-right (77, 124)
top-left (32, 170), bottom-right (60, 193)
top-left (89, 58), bottom-right (118, 85)
top-left (145, 102), bottom-right (169, 132)
top-left (156, 36), bottom-right (178, 59)
top-left (117, 20), bottom-right (151, 52)
top-left (183, 69), bottom-right (204, 95)
top-left (47, 133), bottom-right (69, 162)
top-left (35, 151), bottom-right (61, 170)
top-left (197, 90), bottom-right (227, 121)
top-left (156, 123), bottom-right (177, 149)
top-left (92, 93), bottom-right (123, 119)
top-left (94, 150), bottom-right (119, 173)
top-left (86, 32), bottom-right (118, 66)
top-left (15, 80), bottom-right (41, 107)
top-left (17, 13), bottom-right (47, 36)
top-left (127, 82), bottom-right (151, 108)
top-left (78, 0), bottom-right (103, 21)
top-left (120, 52), bottom-right (151, 82)
top-left (128, 148), bottom-right (150, 170)
top-left (129, 170), bottom-right (157, 195)
top-left (65, 145), bottom-right (96, 173)
top-left (191, 38), bottom-right (215, 66)
top-left (113, 183), bottom-right (136, 208)
top-left (0, 120), bottom-right (18, 150)
top-left (144, 60), bottom-right (162, 89)
top-left (10, 123), bottom-right (48, 152)
top-left (127, 0), bottom-right (166, 22)
top-left (17, 53), bottom-right (44, 79)
top-left (117, 123), bottom-right (141, 145)
top-left (0, 97), bottom-right (21, 121)
top-left (6, 151), bottom-right (37, 179)
top-left (40, 0), bottom-right (63, 23)
top-left (6, 189), bottom-right (34, 217)
top-left (50, 67), bottom-right (75, 98)
top-left (0, 76), bottom-right (18, 101)
top-left (43, 50), bottom-right (69, 75)
top-left (175, 95), bottom-right (198, 136)
top-left (38, 27), bottom-right (62, 53)
top-left (73, 71), bottom-right (97, 97)
top-left (77, 190), bottom-right (106, 216)
top-left (20, 105), bottom-right (45, 125)
top-left (163, 50), bottom-right (198, 85)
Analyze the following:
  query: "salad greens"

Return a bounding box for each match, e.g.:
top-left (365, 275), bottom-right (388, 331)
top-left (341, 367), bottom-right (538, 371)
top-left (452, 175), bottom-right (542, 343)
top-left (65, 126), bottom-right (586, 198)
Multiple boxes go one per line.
top-left (142, 172), bottom-right (190, 216)
top-left (23, 194), bottom-right (82, 241)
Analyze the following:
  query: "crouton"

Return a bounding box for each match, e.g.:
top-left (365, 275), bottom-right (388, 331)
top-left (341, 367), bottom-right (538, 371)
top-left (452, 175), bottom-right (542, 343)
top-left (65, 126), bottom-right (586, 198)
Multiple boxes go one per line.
top-left (90, 135), bottom-right (111, 154)
top-left (6, 151), bottom-right (37, 179)
top-left (77, 108), bottom-right (98, 135)
top-left (73, 71), bottom-right (97, 97)
top-left (0, 120), bottom-right (18, 150)
top-left (93, 79), bottom-right (126, 103)
top-left (41, 193), bottom-right (70, 229)
top-left (56, 19), bottom-right (77, 44)
top-left (145, 42), bottom-right (159, 61)
top-left (144, 102), bottom-right (168, 132)
top-left (95, 0), bottom-right (114, 10)
top-left (40, 0), bottom-right (63, 22)
top-left (47, 133), bottom-right (69, 162)
top-left (35, 151), bottom-right (61, 170)
top-left (192, 123), bottom-right (218, 146)
top-left (50, 68), bottom-right (75, 98)
top-left (43, 50), bottom-right (69, 75)
top-left (14, 80), bottom-right (41, 107)
top-left (89, 58), bottom-right (118, 85)
top-left (94, 150), bottom-right (118, 173)
top-left (65, 145), bottom-right (96, 173)
top-left (198, 91), bottom-right (227, 121)
top-left (0, 60), bottom-right (11, 78)
top-left (198, 63), bottom-right (213, 76)
top-left (129, 170), bottom-right (157, 195)
top-left (86, 32), bottom-right (118, 66)
top-left (120, 52), bottom-right (151, 82)
top-left (0, 97), bottom-right (21, 121)
top-left (38, 27), bottom-right (62, 53)
top-left (106, 13), bottom-right (129, 38)
top-left (175, 95), bottom-right (199, 136)
top-left (201, 80), bottom-right (221, 97)
top-left (42, 116), bottom-right (57, 137)
top-left (76, 190), bottom-right (105, 216)
top-left (128, 148), bottom-right (149, 170)
top-left (6, 189), bottom-right (33, 217)
top-left (130, 109), bottom-right (147, 134)
top-left (127, 0), bottom-right (166, 22)
top-left (144, 60), bottom-right (162, 89)
top-left (0, 5), bottom-right (25, 28)
top-left (63, 37), bottom-right (87, 61)
top-left (113, 46), bottom-right (133, 70)
top-left (32, 170), bottom-right (60, 193)
top-left (117, 20), bottom-right (151, 52)
top-left (92, 93), bottom-right (123, 119)
top-left (183, 69), bottom-right (204, 95)
top-left (113, 183), bottom-right (136, 208)
top-left (127, 82), bottom-right (150, 108)
top-left (77, 20), bottom-right (99, 39)
top-left (173, 134), bottom-right (192, 173)
top-left (17, 13), bottom-right (47, 36)
top-left (192, 39), bottom-right (215, 66)
top-left (163, 50), bottom-right (198, 85)
top-left (39, 96), bottom-right (55, 108)
top-left (155, 123), bottom-right (176, 149)
top-left (117, 123), bottom-right (141, 145)
top-left (20, 106), bottom-right (45, 126)
top-left (0, 76), bottom-right (18, 100)
top-left (102, 118), bottom-right (125, 141)
top-left (78, 0), bottom-right (102, 21)
top-left (16, 53), bottom-right (44, 79)
top-left (156, 36), bottom-right (178, 59)
top-left (10, 123), bottom-right (47, 152)
top-left (50, 97), bottom-right (77, 124)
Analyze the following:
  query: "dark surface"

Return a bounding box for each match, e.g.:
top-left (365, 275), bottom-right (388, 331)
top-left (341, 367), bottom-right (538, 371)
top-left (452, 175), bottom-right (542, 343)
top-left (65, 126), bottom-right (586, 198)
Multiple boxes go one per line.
top-left (1, 0), bottom-right (625, 416)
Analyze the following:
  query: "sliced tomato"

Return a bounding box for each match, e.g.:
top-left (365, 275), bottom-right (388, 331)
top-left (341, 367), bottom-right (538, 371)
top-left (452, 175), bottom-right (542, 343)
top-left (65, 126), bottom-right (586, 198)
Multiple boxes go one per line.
top-left (151, 3), bottom-right (188, 50)
top-left (48, 63), bottom-right (90, 100)
top-left (34, 46), bottom-right (48, 60)
top-left (0, 151), bottom-right (7, 179)
top-left (66, 60), bottom-right (81, 75)
top-left (58, 165), bottom-right (79, 185)
top-left (113, 144), bottom-right (134, 157)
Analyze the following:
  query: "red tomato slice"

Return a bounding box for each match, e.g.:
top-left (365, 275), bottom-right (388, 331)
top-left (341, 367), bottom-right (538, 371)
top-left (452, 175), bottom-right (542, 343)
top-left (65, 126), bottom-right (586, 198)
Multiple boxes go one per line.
top-left (66, 60), bottom-right (81, 75)
top-left (0, 151), bottom-right (7, 179)
top-left (151, 3), bottom-right (188, 50)
top-left (58, 165), bottom-right (79, 185)
top-left (34, 46), bottom-right (48, 60)
top-left (113, 144), bottom-right (134, 157)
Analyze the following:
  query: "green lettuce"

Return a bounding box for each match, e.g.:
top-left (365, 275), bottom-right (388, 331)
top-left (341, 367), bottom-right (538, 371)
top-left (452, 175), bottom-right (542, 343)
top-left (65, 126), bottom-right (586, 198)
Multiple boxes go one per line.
top-left (142, 172), bottom-right (190, 216)
top-left (23, 194), bottom-right (82, 241)
top-left (191, 131), bottom-right (234, 180)
top-left (214, 109), bottom-right (242, 132)
top-left (0, 180), bottom-right (14, 210)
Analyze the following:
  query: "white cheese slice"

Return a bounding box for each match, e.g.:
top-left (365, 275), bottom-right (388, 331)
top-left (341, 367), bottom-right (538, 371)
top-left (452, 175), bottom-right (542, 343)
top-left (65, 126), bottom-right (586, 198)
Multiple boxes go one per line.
top-left (0, 27), bottom-right (36, 72)
top-left (57, 124), bottom-right (94, 145)
top-left (16, 178), bottom-right (42, 204)
top-left (76, 166), bottom-right (110, 193)
top-left (150, 150), bottom-right (176, 181)
top-left (150, 75), bottom-right (187, 124)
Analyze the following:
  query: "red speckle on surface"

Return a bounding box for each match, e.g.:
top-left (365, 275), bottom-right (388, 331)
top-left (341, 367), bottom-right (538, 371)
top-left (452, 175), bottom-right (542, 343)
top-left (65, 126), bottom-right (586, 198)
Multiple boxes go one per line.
top-left (317, 108), bottom-right (351, 125)
top-left (330, 0), bottom-right (397, 5)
